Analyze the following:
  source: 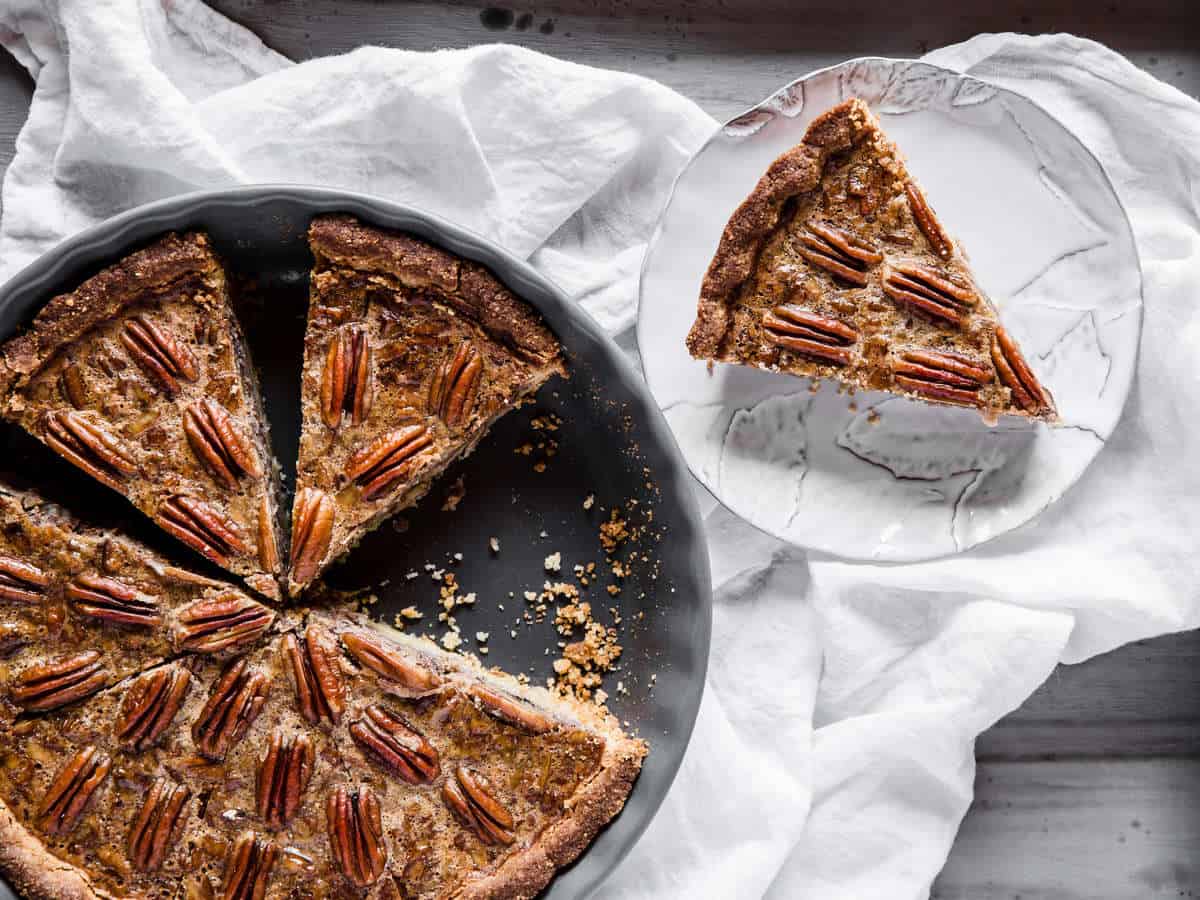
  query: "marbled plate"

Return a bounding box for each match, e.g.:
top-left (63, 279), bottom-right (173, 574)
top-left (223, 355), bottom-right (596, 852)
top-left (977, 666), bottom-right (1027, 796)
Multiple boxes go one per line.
top-left (637, 57), bottom-right (1142, 562)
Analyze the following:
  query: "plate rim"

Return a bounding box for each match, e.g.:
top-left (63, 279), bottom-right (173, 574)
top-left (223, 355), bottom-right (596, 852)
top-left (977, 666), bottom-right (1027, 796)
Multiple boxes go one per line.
top-left (635, 54), bottom-right (1145, 562)
top-left (0, 184), bottom-right (713, 899)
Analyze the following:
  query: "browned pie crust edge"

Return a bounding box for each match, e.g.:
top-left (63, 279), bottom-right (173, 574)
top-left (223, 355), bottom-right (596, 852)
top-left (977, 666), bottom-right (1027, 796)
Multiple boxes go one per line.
top-left (0, 804), bottom-right (100, 900)
top-left (0, 232), bottom-right (220, 394)
top-left (308, 214), bottom-right (563, 367)
top-left (685, 99), bottom-right (870, 359)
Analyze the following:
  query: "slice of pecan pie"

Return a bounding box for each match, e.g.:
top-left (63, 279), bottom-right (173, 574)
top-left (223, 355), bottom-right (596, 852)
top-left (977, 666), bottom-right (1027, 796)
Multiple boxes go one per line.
top-left (686, 97), bottom-right (1057, 423)
top-left (288, 216), bottom-right (565, 594)
top-left (0, 233), bottom-right (286, 598)
top-left (0, 479), bottom-right (276, 727)
top-left (0, 589), bottom-right (646, 900)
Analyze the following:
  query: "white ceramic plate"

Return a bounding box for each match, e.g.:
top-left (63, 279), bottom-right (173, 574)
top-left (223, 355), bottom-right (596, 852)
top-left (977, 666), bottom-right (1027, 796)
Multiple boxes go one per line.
top-left (638, 57), bottom-right (1142, 562)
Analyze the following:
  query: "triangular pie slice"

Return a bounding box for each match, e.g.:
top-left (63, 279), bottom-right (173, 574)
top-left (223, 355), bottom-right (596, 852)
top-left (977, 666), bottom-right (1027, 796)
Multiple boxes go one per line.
top-left (0, 232), bottom-right (286, 597)
top-left (288, 215), bottom-right (565, 594)
top-left (0, 477), bottom-right (276, 726)
top-left (0, 594), bottom-right (646, 899)
top-left (686, 97), bottom-right (1057, 424)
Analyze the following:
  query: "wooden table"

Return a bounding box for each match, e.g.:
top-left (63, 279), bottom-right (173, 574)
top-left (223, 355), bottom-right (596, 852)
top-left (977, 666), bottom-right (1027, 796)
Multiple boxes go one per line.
top-left (1, 2), bottom-right (1197, 896)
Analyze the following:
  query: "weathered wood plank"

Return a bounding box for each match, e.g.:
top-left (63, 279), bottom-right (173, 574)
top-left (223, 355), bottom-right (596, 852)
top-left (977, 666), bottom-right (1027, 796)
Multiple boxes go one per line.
top-left (934, 758), bottom-right (1200, 898)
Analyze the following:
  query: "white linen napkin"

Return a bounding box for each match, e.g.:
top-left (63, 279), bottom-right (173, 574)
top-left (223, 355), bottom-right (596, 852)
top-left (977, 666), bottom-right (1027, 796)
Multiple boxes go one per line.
top-left (1, 3), bottom-right (1197, 898)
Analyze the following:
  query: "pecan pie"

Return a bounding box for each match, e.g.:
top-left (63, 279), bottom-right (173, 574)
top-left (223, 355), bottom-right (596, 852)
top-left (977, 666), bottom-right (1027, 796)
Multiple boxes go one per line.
top-left (0, 487), bottom-right (646, 900)
top-left (0, 233), bottom-right (286, 597)
top-left (288, 216), bottom-right (565, 594)
top-left (687, 98), bottom-right (1057, 423)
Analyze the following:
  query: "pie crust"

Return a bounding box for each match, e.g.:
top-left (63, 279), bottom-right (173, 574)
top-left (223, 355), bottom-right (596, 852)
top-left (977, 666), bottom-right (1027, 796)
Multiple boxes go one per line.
top-left (686, 97), bottom-right (1056, 423)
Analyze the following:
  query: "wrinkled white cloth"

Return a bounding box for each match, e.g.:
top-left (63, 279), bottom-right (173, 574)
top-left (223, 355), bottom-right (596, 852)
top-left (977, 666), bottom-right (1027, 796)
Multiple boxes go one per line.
top-left (0, 3), bottom-right (1197, 898)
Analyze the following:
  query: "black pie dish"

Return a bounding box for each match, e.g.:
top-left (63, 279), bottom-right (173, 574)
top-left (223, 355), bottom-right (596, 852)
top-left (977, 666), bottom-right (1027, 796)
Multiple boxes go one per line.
top-left (0, 186), bottom-right (711, 900)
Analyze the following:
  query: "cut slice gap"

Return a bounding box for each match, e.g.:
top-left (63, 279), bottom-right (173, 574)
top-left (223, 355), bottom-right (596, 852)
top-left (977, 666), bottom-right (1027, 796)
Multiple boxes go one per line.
top-left (288, 215), bottom-right (566, 595)
top-left (0, 232), bottom-right (286, 597)
top-left (686, 97), bottom-right (1056, 424)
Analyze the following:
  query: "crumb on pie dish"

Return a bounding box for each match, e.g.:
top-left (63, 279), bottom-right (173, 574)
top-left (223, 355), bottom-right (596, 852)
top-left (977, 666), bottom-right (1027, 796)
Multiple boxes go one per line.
top-left (686, 97), bottom-right (1056, 425)
top-left (0, 219), bottom-right (646, 900)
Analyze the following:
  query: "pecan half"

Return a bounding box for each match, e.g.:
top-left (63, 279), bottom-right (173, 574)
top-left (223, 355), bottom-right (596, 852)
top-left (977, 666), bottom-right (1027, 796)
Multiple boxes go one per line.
top-left (59, 362), bottom-right (87, 408)
top-left (0, 555), bottom-right (48, 604)
top-left (193, 658), bottom-right (270, 760)
top-left (326, 785), bottom-right (387, 887)
top-left (257, 731), bottom-right (314, 829)
top-left (174, 593), bottom-right (275, 654)
top-left (762, 305), bottom-right (858, 366)
top-left (991, 326), bottom-right (1051, 414)
top-left (470, 684), bottom-right (554, 734)
top-left (116, 664), bottom-right (192, 751)
top-left (257, 496), bottom-right (279, 575)
top-left (428, 342), bottom-right (482, 428)
top-left (129, 777), bottom-right (191, 871)
top-left (349, 705), bottom-right (440, 784)
top-left (121, 314), bottom-right (199, 396)
top-left (67, 574), bottom-right (161, 628)
top-left (44, 411), bottom-right (138, 491)
top-left (321, 325), bottom-right (373, 430)
top-left (223, 832), bottom-right (278, 900)
top-left (882, 263), bottom-right (977, 327)
top-left (184, 398), bottom-right (262, 488)
top-left (442, 766), bottom-right (515, 846)
top-left (282, 625), bottom-right (345, 725)
top-left (38, 746), bottom-right (111, 835)
top-left (11, 650), bottom-right (107, 711)
top-left (157, 496), bottom-right (250, 567)
top-left (904, 182), bottom-right (954, 260)
top-left (344, 425), bottom-right (434, 500)
top-left (289, 488), bottom-right (334, 586)
top-left (893, 348), bottom-right (992, 407)
top-left (796, 222), bottom-right (883, 286)
top-left (341, 631), bottom-right (441, 691)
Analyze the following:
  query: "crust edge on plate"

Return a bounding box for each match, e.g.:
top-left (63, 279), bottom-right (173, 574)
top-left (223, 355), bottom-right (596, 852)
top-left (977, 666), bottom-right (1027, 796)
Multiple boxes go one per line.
top-left (685, 98), bottom-right (869, 360)
top-left (0, 803), bottom-right (101, 900)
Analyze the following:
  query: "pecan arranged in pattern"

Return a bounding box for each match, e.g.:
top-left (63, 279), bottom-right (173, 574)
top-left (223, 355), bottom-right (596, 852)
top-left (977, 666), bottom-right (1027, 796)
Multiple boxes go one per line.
top-left (257, 496), bottom-right (280, 575)
top-left (349, 704), bottom-right (440, 784)
top-left (344, 424), bottom-right (434, 500)
top-left (67, 574), bottom-right (161, 628)
top-left (442, 766), bottom-right (515, 846)
top-left (116, 664), bottom-right (192, 751)
top-left (129, 777), bottom-right (191, 871)
top-left (762, 305), bottom-right (858, 366)
top-left (121, 314), bottom-right (199, 395)
top-left (429, 342), bottom-right (483, 428)
top-left (992, 326), bottom-right (1051, 414)
top-left (289, 488), bottom-right (334, 586)
top-left (193, 658), bottom-right (270, 760)
top-left (11, 650), bottom-right (107, 711)
top-left (223, 832), bottom-right (278, 900)
top-left (158, 495), bottom-right (250, 567)
top-left (174, 593), bottom-right (274, 654)
top-left (59, 362), bottom-right (87, 408)
top-left (0, 554), bottom-right (48, 604)
top-left (904, 182), bottom-right (954, 260)
top-left (257, 731), bottom-right (314, 829)
top-left (882, 263), bottom-right (977, 327)
top-left (44, 411), bottom-right (137, 490)
top-left (327, 785), bottom-right (387, 887)
top-left (282, 624), bottom-right (345, 725)
top-left (795, 222), bottom-right (883, 286)
top-left (38, 746), bottom-right (111, 835)
top-left (322, 324), bottom-right (373, 429)
top-left (184, 398), bottom-right (262, 488)
top-left (341, 631), bottom-right (441, 692)
top-left (470, 683), bottom-right (554, 734)
top-left (893, 349), bottom-right (992, 407)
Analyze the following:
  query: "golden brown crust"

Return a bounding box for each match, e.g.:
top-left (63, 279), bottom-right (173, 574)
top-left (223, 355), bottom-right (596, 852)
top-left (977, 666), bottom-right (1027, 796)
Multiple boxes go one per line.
top-left (308, 215), bottom-right (560, 365)
top-left (0, 803), bottom-right (99, 900)
top-left (686, 100), bottom-right (868, 359)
